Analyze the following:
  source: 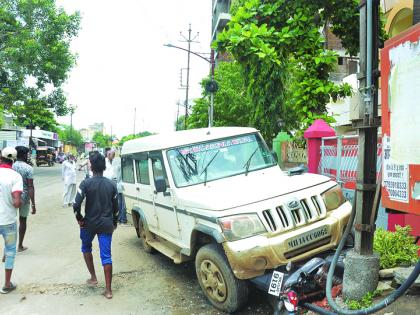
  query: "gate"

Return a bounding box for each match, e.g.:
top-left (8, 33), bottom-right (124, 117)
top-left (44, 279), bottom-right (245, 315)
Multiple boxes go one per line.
top-left (318, 135), bottom-right (387, 228)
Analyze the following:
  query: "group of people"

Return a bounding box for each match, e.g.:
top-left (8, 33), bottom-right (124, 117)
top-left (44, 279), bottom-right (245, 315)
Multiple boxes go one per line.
top-left (0, 146), bottom-right (126, 298)
top-left (61, 149), bottom-right (127, 225)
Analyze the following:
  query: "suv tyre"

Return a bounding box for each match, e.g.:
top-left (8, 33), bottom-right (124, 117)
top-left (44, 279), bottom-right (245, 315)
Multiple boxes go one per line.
top-left (138, 217), bottom-right (154, 253)
top-left (195, 243), bottom-right (248, 313)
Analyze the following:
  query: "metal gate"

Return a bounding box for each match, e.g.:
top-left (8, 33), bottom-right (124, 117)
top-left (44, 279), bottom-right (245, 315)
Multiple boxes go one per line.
top-left (318, 135), bottom-right (387, 228)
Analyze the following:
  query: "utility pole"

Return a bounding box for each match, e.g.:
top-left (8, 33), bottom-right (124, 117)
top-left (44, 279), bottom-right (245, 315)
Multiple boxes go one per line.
top-left (343, 0), bottom-right (381, 300)
top-left (69, 106), bottom-right (76, 145)
top-left (180, 24), bottom-right (199, 129)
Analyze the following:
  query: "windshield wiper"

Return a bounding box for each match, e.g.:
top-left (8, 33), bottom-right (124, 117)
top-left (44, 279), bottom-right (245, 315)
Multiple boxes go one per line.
top-left (199, 150), bottom-right (220, 186)
top-left (242, 147), bottom-right (260, 176)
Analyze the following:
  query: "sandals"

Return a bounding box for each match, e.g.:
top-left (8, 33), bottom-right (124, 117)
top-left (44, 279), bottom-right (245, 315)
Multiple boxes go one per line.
top-left (0, 282), bottom-right (17, 294)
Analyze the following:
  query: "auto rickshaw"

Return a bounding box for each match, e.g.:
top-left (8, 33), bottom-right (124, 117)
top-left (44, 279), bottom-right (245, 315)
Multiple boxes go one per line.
top-left (36, 146), bottom-right (55, 167)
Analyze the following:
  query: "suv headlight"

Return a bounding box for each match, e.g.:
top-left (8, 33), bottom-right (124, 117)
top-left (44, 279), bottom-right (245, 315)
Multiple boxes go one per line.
top-left (322, 185), bottom-right (346, 211)
top-left (218, 214), bottom-right (266, 241)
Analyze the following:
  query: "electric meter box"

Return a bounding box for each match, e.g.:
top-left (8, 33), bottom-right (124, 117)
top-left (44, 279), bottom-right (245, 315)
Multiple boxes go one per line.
top-left (381, 24), bottom-right (420, 216)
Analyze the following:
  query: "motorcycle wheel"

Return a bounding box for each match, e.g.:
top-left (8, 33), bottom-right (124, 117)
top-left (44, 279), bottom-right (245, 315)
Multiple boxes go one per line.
top-left (195, 243), bottom-right (248, 313)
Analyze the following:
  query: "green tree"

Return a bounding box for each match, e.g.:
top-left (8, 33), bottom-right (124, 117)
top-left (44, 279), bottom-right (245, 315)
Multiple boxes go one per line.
top-left (92, 132), bottom-right (112, 148)
top-left (0, 0), bottom-right (80, 117)
top-left (216, 0), bottom-right (385, 139)
top-left (57, 124), bottom-right (84, 147)
top-left (188, 61), bottom-right (252, 129)
top-left (119, 131), bottom-right (153, 146)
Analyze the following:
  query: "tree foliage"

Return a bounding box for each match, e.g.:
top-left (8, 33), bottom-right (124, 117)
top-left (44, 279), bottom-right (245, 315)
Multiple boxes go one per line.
top-left (57, 124), bottom-right (84, 147)
top-left (0, 0), bottom-right (80, 128)
top-left (119, 131), bottom-right (153, 146)
top-left (188, 61), bottom-right (252, 129)
top-left (216, 0), bottom-right (380, 139)
top-left (92, 132), bottom-right (113, 149)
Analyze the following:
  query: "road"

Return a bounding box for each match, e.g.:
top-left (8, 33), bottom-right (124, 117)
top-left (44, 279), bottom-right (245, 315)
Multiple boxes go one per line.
top-left (0, 165), bottom-right (270, 315)
top-left (0, 165), bottom-right (418, 315)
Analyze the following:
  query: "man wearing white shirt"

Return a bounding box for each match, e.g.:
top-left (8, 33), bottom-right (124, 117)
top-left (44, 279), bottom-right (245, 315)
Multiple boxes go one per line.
top-left (62, 154), bottom-right (77, 207)
top-left (104, 149), bottom-right (127, 224)
top-left (0, 147), bottom-right (23, 294)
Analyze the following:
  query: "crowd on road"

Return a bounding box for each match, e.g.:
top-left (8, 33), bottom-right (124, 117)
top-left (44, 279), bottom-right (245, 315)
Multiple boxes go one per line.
top-left (0, 146), bottom-right (127, 299)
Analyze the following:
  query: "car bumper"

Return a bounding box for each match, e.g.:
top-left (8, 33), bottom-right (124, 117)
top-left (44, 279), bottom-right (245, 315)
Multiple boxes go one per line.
top-left (222, 201), bottom-right (352, 280)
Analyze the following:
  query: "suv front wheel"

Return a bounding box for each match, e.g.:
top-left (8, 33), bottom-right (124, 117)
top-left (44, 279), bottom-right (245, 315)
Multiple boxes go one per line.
top-left (195, 243), bottom-right (248, 313)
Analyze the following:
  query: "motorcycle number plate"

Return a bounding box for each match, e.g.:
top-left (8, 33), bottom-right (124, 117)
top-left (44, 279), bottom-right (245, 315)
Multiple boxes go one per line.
top-left (268, 271), bottom-right (284, 297)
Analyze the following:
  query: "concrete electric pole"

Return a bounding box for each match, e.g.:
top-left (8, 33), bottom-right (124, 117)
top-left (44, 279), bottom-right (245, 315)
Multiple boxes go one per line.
top-left (179, 24), bottom-right (199, 130)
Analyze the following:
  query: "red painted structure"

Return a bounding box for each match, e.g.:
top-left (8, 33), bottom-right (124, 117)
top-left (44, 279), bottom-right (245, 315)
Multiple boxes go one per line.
top-left (304, 119), bottom-right (336, 174)
top-left (381, 24), bottom-right (420, 239)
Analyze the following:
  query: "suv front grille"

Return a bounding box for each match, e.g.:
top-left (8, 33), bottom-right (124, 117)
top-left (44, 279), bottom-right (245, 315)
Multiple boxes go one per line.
top-left (262, 195), bottom-right (326, 232)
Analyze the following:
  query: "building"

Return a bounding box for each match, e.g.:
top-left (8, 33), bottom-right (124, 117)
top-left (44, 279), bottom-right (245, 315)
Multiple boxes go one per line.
top-left (211, 0), bottom-right (232, 62)
top-left (79, 122), bottom-right (105, 142)
top-left (327, 0), bottom-right (419, 134)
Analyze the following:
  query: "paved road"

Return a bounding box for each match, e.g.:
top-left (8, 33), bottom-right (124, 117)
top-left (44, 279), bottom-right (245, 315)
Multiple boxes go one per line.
top-left (0, 164), bottom-right (271, 315)
top-left (0, 165), bottom-right (418, 315)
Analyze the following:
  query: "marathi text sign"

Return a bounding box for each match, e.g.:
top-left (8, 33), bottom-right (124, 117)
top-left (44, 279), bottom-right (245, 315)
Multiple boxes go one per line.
top-left (382, 135), bottom-right (409, 203)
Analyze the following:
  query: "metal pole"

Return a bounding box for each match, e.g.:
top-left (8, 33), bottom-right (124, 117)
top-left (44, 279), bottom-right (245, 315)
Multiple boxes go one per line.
top-left (209, 49), bottom-right (215, 128)
top-left (353, 0), bottom-right (379, 255)
top-left (184, 24), bottom-right (192, 130)
top-left (70, 110), bottom-right (73, 145)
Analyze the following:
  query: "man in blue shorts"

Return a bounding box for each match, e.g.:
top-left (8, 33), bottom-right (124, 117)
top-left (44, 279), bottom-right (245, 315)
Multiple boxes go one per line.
top-left (73, 151), bottom-right (119, 299)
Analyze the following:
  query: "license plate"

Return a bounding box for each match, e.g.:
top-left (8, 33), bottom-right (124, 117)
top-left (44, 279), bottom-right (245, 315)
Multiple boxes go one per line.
top-left (268, 271), bottom-right (284, 297)
top-left (287, 226), bottom-right (329, 250)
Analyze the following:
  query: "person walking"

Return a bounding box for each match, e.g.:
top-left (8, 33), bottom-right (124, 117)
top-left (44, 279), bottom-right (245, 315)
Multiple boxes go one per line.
top-left (73, 151), bottom-right (119, 299)
top-left (62, 154), bottom-right (77, 207)
top-left (0, 147), bottom-right (23, 294)
top-left (104, 150), bottom-right (127, 225)
top-left (13, 146), bottom-right (36, 252)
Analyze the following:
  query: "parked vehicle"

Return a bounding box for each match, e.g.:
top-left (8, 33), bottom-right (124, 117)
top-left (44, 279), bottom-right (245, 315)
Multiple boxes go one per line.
top-left (36, 146), bottom-right (55, 167)
top-left (120, 127), bottom-right (351, 313)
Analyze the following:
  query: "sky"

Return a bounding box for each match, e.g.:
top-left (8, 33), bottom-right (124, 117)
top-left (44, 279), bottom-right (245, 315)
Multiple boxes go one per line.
top-left (56, 0), bottom-right (212, 138)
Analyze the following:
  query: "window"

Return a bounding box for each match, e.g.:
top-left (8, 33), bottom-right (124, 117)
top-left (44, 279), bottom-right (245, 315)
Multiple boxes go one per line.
top-left (167, 133), bottom-right (277, 187)
top-left (136, 159), bottom-right (150, 185)
top-left (121, 156), bottom-right (135, 183)
top-left (151, 152), bottom-right (169, 187)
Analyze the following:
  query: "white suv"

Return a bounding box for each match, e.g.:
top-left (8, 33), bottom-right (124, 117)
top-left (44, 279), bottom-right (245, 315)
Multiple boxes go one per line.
top-left (121, 127), bottom-right (351, 313)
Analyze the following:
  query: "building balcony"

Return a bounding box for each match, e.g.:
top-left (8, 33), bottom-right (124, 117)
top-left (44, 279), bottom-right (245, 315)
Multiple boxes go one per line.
top-left (212, 12), bottom-right (231, 41)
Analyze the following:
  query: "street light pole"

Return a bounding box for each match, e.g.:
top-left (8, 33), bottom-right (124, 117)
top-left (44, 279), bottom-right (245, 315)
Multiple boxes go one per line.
top-left (209, 49), bottom-right (215, 128)
top-left (164, 44), bottom-right (217, 129)
top-left (184, 24), bottom-right (192, 129)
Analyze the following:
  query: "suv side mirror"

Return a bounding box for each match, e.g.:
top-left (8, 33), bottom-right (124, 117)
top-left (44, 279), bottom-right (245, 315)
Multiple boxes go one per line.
top-left (154, 176), bottom-right (167, 193)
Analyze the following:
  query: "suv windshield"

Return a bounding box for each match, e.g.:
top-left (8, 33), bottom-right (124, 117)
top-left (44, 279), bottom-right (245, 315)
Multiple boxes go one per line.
top-left (167, 133), bottom-right (277, 187)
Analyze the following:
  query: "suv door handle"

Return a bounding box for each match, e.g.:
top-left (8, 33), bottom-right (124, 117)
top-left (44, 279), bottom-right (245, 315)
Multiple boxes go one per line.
top-left (136, 187), bottom-right (140, 191)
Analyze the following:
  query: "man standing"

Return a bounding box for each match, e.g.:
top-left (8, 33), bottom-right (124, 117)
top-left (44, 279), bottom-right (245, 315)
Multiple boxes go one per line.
top-left (0, 147), bottom-right (23, 294)
top-left (13, 146), bottom-right (36, 252)
top-left (104, 149), bottom-right (127, 225)
top-left (62, 154), bottom-right (77, 207)
top-left (73, 151), bottom-right (118, 299)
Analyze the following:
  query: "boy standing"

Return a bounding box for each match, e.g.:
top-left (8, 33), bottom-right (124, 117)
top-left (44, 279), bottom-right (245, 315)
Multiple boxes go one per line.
top-left (0, 147), bottom-right (23, 293)
top-left (13, 146), bottom-right (36, 252)
top-left (73, 151), bottom-right (119, 299)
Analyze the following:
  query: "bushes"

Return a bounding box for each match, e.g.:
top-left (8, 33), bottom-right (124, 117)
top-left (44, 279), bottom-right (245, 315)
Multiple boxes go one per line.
top-left (373, 225), bottom-right (419, 269)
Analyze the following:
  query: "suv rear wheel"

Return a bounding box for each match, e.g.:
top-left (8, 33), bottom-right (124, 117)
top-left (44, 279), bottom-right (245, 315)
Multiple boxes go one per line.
top-left (136, 216), bottom-right (154, 253)
top-left (195, 243), bottom-right (248, 313)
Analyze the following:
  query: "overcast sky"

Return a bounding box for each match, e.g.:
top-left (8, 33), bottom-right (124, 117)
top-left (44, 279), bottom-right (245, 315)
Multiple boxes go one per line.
top-left (56, 0), bottom-right (212, 138)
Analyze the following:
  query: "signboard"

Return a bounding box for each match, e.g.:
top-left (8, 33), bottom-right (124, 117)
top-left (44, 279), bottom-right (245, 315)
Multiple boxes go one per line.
top-left (6, 139), bottom-right (30, 148)
top-left (382, 136), bottom-right (409, 203)
top-left (381, 24), bottom-right (420, 215)
top-left (21, 129), bottom-right (57, 140)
